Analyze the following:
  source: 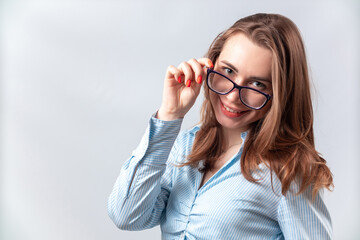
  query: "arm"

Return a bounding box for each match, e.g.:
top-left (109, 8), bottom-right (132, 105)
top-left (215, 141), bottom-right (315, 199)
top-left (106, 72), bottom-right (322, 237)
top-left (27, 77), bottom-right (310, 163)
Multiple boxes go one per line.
top-left (107, 116), bottom-right (182, 230)
top-left (277, 186), bottom-right (332, 239)
top-left (108, 57), bottom-right (213, 230)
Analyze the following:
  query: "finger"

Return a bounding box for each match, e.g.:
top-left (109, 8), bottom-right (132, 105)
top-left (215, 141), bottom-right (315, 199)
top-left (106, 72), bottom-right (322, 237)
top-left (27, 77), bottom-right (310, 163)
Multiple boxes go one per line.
top-left (197, 58), bottom-right (214, 79)
top-left (187, 58), bottom-right (204, 84)
top-left (178, 62), bottom-right (194, 87)
top-left (166, 65), bottom-right (183, 83)
top-left (197, 57), bottom-right (214, 69)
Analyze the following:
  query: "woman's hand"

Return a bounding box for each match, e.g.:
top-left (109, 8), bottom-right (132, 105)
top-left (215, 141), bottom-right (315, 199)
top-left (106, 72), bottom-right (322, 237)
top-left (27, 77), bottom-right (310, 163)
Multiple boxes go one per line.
top-left (157, 58), bottom-right (214, 121)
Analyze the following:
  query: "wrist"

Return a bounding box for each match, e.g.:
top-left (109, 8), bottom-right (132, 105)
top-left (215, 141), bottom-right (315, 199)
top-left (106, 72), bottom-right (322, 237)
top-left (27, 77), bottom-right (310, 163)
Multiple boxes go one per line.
top-left (156, 108), bottom-right (184, 121)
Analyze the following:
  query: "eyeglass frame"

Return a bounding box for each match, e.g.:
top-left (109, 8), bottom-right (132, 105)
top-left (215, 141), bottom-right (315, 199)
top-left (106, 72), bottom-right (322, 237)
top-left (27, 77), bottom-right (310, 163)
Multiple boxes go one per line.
top-left (206, 68), bottom-right (272, 110)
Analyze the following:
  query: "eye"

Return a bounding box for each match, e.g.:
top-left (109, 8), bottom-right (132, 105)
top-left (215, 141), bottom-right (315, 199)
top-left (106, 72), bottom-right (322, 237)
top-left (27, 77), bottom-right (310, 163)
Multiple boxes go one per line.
top-left (250, 81), bottom-right (266, 89)
top-left (225, 68), bottom-right (232, 74)
top-left (222, 67), bottom-right (233, 75)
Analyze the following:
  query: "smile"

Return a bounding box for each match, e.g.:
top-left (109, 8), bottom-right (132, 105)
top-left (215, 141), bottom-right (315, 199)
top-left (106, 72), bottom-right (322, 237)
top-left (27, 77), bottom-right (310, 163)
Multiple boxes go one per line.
top-left (223, 104), bottom-right (241, 113)
top-left (220, 100), bottom-right (249, 118)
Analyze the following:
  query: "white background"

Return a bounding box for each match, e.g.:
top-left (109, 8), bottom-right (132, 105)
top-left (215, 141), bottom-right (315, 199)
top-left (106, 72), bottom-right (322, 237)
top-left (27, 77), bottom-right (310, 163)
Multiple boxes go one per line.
top-left (1, 0), bottom-right (359, 239)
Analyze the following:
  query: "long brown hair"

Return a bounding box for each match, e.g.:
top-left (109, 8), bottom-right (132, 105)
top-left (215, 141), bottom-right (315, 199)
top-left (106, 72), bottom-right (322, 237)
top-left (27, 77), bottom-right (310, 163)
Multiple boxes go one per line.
top-left (185, 13), bottom-right (333, 197)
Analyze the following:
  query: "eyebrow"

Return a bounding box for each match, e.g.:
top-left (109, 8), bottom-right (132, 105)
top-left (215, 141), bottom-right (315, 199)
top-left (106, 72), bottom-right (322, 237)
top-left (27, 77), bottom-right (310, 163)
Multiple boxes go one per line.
top-left (249, 76), bottom-right (272, 83)
top-left (221, 60), bottom-right (239, 73)
top-left (220, 60), bottom-right (271, 83)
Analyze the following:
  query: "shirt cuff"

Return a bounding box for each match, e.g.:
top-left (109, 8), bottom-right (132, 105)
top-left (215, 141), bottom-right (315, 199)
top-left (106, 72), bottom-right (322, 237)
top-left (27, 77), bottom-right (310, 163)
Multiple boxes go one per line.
top-left (132, 113), bottom-right (183, 164)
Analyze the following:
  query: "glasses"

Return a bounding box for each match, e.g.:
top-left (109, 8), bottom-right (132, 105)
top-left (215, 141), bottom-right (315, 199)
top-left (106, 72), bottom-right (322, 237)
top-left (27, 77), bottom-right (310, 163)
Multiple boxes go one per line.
top-left (206, 68), bottom-right (272, 110)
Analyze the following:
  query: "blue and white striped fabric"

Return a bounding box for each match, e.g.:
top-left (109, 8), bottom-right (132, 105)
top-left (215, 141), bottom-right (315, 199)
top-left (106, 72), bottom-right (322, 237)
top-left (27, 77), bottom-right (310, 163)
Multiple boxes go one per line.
top-left (108, 116), bottom-right (332, 239)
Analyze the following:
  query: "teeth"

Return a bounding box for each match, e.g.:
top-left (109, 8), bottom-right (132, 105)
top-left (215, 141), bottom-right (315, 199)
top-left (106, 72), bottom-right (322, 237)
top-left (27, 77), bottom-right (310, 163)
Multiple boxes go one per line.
top-left (224, 105), bottom-right (241, 113)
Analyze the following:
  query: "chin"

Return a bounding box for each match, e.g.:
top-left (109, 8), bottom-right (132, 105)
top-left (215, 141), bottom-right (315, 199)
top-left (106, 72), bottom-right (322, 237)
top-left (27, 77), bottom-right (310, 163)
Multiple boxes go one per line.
top-left (215, 113), bottom-right (252, 132)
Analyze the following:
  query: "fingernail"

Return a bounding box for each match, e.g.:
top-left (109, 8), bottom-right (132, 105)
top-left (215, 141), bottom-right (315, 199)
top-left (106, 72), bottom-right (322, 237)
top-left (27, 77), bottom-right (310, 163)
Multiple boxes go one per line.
top-left (178, 76), bottom-right (182, 83)
top-left (197, 75), bottom-right (202, 84)
top-left (208, 60), bottom-right (214, 69)
top-left (186, 79), bottom-right (191, 87)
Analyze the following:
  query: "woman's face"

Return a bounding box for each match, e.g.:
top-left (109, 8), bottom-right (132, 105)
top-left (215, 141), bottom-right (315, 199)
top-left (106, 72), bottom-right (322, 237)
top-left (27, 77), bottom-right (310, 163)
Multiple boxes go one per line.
top-left (210, 33), bottom-right (273, 133)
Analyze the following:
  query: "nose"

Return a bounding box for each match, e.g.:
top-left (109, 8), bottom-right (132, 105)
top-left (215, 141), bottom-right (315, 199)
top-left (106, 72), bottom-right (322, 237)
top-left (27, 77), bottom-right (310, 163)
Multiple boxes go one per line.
top-left (225, 88), bottom-right (242, 103)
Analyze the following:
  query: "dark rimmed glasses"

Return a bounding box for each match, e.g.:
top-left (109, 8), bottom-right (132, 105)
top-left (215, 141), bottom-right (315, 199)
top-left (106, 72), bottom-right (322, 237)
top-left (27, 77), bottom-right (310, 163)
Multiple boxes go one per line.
top-left (206, 68), bottom-right (272, 110)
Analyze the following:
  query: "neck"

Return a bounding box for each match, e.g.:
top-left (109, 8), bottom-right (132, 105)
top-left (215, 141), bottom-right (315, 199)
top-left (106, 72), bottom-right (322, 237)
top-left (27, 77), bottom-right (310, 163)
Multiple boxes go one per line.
top-left (221, 127), bottom-right (244, 149)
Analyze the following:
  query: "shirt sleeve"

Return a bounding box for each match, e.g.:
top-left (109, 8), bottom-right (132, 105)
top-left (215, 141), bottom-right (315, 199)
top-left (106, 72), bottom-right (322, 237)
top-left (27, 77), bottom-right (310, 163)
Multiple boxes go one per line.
top-left (107, 115), bottom-right (183, 230)
top-left (277, 186), bottom-right (333, 239)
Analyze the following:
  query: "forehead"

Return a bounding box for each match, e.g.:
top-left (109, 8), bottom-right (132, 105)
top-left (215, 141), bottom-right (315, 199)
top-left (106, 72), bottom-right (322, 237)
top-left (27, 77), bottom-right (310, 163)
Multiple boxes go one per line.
top-left (218, 33), bottom-right (272, 78)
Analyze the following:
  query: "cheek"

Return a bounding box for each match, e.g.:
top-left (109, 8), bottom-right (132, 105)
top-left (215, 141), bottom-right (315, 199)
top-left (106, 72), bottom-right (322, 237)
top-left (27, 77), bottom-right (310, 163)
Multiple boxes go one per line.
top-left (209, 91), bottom-right (218, 107)
top-left (256, 101), bottom-right (272, 119)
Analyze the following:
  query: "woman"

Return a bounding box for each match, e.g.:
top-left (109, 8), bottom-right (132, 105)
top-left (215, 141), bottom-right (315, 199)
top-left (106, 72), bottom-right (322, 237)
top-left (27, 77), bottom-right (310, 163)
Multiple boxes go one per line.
top-left (108, 13), bottom-right (333, 239)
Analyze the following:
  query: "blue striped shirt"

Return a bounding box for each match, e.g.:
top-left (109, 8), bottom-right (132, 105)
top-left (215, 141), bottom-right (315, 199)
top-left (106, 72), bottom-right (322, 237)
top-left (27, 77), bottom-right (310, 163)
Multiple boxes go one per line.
top-left (108, 116), bottom-right (332, 239)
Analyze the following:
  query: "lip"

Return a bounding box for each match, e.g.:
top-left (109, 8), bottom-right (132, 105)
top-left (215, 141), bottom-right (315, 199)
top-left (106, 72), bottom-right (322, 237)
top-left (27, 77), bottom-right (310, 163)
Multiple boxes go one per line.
top-left (220, 99), bottom-right (249, 118)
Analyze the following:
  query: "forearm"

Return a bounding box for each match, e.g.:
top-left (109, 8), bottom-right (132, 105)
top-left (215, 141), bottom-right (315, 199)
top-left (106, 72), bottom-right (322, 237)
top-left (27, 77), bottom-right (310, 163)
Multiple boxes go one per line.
top-left (108, 116), bottom-right (182, 230)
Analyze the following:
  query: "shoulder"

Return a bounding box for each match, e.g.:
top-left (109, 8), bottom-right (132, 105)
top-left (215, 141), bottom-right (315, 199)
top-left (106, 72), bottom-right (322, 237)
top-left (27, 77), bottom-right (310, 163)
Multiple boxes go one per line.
top-left (259, 165), bottom-right (333, 238)
top-left (168, 125), bottom-right (200, 164)
top-left (174, 125), bottom-right (200, 148)
top-left (277, 185), bottom-right (332, 238)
